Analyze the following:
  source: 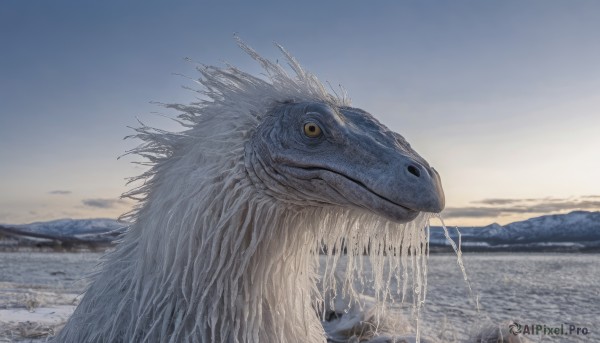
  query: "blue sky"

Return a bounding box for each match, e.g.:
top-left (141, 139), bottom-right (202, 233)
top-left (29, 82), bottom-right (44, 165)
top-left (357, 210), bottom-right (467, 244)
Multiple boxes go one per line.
top-left (1, 1), bottom-right (599, 225)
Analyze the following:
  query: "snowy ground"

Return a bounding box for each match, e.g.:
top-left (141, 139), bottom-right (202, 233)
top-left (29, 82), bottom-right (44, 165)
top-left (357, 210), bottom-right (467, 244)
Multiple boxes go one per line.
top-left (0, 252), bottom-right (102, 342)
top-left (419, 253), bottom-right (600, 342)
top-left (0, 252), bottom-right (598, 342)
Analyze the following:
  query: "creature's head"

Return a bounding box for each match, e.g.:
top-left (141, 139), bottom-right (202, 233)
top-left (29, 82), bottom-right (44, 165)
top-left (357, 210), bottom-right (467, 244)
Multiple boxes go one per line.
top-left (142, 40), bottom-right (444, 226)
top-left (246, 101), bottom-right (445, 223)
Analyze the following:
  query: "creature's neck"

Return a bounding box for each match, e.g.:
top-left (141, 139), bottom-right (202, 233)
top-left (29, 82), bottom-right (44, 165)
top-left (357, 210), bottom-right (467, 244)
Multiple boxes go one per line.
top-left (58, 170), bottom-right (329, 343)
top-left (202, 200), bottom-right (325, 343)
top-left (134, 187), bottom-right (327, 342)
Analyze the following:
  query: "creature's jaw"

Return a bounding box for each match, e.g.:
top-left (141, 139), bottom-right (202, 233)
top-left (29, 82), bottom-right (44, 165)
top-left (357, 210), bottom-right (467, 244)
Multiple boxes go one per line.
top-left (274, 142), bottom-right (446, 223)
top-left (314, 168), bottom-right (422, 223)
top-left (279, 165), bottom-right (443, 223)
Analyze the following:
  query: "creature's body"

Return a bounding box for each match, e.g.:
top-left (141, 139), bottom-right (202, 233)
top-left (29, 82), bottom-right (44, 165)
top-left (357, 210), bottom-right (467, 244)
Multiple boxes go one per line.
top-left (56, 42), bottom-right (444, 343)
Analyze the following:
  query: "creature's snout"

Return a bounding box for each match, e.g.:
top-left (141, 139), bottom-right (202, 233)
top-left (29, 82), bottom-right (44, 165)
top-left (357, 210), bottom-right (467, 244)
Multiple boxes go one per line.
top-left (406, 163), bottom-right (445, 213)
top-left (319, 148), bottom-right (446, 223)
top-left (380, 154), bottom-right (445, 216)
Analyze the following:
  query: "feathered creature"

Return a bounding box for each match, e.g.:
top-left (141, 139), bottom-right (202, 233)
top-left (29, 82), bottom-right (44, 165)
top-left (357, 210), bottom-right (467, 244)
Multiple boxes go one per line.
top-left (55, 40), bottom-right (445, 343)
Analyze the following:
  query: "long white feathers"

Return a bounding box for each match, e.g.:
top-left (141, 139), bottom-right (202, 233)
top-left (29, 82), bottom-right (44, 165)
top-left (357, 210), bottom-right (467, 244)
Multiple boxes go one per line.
top-left (56, 40), bottom-right (431, 343)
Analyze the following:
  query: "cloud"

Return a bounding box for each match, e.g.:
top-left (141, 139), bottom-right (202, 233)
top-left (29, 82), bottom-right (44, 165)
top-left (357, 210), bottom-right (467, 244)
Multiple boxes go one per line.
top-left (443, 207), bottom-right (504, 218)
top-left (443, 196), bottom-right (600, 219)
top-left (49, 190), bottom-right (72, 195)
top-left (472, 198), bottom-right (524, 205)
top-left (82, 198), bottom-right (126, 209)
top-left (526, 200), bottom-right (600, 213)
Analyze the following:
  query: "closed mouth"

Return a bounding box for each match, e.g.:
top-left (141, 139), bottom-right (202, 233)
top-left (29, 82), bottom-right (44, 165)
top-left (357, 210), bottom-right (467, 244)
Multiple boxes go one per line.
top-left (300, 166), bottom-right (418, 214)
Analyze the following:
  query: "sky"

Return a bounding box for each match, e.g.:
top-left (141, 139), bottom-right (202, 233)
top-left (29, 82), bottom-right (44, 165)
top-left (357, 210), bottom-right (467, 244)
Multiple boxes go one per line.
top-left (1, 1), bottom-right (599, 226)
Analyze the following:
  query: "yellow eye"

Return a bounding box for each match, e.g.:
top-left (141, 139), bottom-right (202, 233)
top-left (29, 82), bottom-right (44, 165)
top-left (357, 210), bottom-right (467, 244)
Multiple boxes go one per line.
top-left (303, 122), bottom-right (322, 138)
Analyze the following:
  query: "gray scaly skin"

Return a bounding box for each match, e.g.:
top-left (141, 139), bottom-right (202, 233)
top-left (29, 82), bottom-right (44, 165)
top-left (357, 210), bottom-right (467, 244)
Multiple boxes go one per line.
top-left (247, 101), bottom-right (444, 221)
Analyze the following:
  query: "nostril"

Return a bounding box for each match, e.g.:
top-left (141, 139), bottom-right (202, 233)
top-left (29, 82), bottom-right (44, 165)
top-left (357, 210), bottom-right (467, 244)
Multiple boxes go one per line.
top-left (407, 165), bottom-right (421, 178)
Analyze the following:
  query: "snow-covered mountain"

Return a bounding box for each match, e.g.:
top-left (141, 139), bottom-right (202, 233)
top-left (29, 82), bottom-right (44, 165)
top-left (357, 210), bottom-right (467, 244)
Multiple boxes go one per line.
top-left (12, 218), bottom-right (124, 237)
top-left (430, 211), bottom-right (600, 251)
top-left (0, 218), bottom-right (126, 249)
top-left (1, 211), bottom-right (599, 251)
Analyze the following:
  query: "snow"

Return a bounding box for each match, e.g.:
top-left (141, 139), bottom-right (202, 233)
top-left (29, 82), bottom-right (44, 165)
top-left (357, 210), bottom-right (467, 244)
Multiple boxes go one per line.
top-left (0, 219), bottom-right (125, 247)
top-left (0, 305), bottom-right (74, 329)
top-left (11, 218), bottom-right (122, 237)
top-left (0, 252), bottom-right (101, 342)
top-left (430, 211), bottom-right (600, 250)
top-left (3, 211), bottom-right (599, 252)
top-left (1, 212), bottom-right (599, 341)
top-left (2, 252), bottom-right (599, 342)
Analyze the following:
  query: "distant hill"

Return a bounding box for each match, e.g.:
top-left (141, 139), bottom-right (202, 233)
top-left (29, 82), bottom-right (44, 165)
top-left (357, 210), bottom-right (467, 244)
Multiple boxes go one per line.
top-left (430, 211), bottom-right (600, 252)
top-left (1, 211), bottom-right (599, 252)
top-left (0, 218), bottom-right (125, 250)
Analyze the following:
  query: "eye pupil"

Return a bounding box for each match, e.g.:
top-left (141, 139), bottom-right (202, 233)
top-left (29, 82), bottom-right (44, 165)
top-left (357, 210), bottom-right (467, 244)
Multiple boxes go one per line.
top-left (303, 122), bottom-right (322, 137)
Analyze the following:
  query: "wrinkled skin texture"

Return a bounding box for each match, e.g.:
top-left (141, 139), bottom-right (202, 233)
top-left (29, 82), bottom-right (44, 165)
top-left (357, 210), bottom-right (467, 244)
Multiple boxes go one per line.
top-left (246, 101), bottom-right (445, 222)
